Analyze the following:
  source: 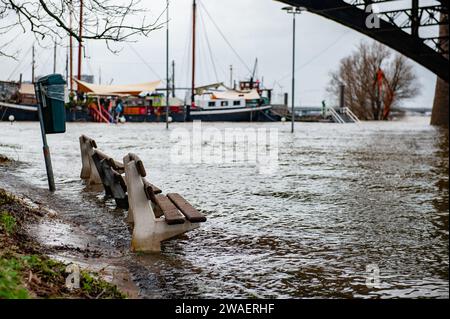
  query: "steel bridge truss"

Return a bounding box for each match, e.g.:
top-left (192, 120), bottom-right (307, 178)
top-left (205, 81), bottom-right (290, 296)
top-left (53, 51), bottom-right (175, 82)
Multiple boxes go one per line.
top-left (280, 0), bottom-right (449, 81)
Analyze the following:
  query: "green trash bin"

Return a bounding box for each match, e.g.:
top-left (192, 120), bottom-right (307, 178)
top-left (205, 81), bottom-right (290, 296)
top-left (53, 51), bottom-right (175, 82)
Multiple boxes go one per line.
top-left (35, 74), bottom-right (67, 134)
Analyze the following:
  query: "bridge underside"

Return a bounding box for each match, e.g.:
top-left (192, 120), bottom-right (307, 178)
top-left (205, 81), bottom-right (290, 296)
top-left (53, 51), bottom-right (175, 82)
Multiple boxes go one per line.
top-left (279, 0), bottom-right (449, 125)
top-left (279, 0), bottom-right (448, 81)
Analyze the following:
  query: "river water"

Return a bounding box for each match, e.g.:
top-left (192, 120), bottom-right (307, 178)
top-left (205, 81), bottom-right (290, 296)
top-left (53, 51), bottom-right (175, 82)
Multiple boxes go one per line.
top-left (0, 116), bottom-right (448, 298)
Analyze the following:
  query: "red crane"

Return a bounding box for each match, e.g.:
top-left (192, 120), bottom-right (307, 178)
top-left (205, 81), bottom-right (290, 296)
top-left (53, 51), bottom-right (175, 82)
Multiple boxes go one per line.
top-left (374, 68), bottom-right (394, 120)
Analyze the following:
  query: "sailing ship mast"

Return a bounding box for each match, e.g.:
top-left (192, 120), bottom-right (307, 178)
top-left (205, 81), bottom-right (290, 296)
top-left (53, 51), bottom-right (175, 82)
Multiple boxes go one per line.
top-left (31, 45), bottom-right (35, 83)
top-left (77, 0), bottom-right (83, 81)
top-left (172, 60), bottom-right (176, 98)
top-left (53, 41), bottom-right (57, 74)
top-left (189, 0), bottom-right (197, 119)
top-left (69, 0), bottom-right (73, 91)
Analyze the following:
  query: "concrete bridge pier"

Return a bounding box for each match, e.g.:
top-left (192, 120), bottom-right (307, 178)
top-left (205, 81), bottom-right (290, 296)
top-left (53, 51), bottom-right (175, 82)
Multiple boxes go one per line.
top-left (431, 15), bottom-right (449, 127)
top-left (432, 78), bottom-right (449, 127)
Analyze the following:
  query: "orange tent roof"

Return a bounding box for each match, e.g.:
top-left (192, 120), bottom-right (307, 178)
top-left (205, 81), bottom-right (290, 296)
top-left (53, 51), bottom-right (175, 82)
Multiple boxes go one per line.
top-left (73, 78), bottom-right (161, 96)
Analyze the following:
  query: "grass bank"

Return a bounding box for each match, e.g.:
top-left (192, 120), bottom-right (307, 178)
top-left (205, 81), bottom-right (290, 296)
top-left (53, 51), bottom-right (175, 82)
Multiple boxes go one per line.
top-left (0, 187), bottom-right (126, 299)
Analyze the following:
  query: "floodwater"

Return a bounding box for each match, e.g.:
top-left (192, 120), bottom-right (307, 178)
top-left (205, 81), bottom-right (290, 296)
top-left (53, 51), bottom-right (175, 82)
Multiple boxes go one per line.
top-left (0, 116), bottom-right (448, 298)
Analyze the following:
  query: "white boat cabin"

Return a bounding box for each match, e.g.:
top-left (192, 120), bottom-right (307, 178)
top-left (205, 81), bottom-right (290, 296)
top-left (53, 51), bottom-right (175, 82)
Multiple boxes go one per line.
top-left (196, 94), bottom-right (246, 109)
top-left (194, 87), bottom-right (261, 110)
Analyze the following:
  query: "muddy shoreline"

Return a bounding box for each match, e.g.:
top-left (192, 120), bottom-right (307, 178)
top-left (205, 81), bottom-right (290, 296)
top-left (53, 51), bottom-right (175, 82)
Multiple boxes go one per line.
top-left (0, 155), bottom-right (177, 299)
top-left (0, 162), bottom-right (139, 299)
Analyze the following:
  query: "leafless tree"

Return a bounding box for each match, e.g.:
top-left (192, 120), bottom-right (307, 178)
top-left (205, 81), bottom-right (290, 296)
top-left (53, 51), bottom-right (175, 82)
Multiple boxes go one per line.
top-left (327, 41), bottom-right (419, 120)
top-left (0, 0), bottom-right (166, 58)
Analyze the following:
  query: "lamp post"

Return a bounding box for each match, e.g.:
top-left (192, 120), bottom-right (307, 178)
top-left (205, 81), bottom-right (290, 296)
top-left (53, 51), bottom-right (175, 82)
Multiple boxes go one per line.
top-left (282, 6), bottom-right (306, 133)
top-left (166, 0), bottom-right (170, 130)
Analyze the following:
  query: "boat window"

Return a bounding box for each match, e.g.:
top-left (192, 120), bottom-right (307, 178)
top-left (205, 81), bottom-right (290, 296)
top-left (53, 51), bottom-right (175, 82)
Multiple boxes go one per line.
top-left (233, 101), bottom-right (241, 106)
top-left (208, 102), bottom-right (215, 107)
top-left (221, 101), bottom-right (228, 106)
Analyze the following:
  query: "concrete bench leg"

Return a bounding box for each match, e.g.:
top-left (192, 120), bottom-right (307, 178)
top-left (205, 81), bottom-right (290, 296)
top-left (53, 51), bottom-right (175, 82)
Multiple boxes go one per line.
top-left (91, 153), bottom-right (113, 196)
top-left (88, 156), bottom-right (102, 185)
top-left (99, 160), bottom-right (128, 208)
top-left (124, 167), bottom-right (134, 224)
top-left (80, 136), bottom-right (91, 179)
top-left (79, 136), bottom-right (102, 185)
top-left (124, 158), bottom-right (198, 252)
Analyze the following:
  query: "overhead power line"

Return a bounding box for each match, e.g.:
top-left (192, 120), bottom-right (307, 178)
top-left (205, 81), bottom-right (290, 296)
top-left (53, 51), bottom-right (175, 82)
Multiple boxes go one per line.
top-left (199, 0), bottom-right (253, 75)
top-left (275, 30), bottom-right (351, 84)
top-left (127, 43), bottom-right (164, 83)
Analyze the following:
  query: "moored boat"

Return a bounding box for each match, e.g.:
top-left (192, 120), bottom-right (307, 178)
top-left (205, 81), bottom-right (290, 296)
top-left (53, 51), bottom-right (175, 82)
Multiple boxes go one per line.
top-left (0, 81), bottom-right (39, 121)
top-left (188, 83), bottom-right (275, 122)
top-left (0, 101), bottom-right (38, 121)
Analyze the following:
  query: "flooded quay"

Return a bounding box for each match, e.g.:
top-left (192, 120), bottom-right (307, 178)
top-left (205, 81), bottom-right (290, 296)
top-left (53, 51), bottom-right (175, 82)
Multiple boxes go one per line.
top-left (0, 116), bottom-right (448, 298)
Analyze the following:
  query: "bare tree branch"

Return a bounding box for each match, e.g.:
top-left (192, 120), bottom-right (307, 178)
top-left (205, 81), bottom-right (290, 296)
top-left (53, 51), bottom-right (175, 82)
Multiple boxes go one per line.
top-left (327, 41), bottom-right (419, 120)
top-left (0, 0), bottom-right (165, 58)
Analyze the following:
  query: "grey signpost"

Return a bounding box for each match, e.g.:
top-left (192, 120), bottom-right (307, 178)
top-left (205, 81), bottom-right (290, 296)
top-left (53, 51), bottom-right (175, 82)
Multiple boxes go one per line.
top-left (37, 83), bottom-right (56, 192)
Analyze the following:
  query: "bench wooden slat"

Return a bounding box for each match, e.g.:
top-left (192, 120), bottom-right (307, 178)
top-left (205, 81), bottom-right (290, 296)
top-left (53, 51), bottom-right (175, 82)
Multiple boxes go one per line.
top-left (154, 194), bottom-right (185, 225)
top-left (94, 149), bottom-right (111, 161)
top-left (143, 179), bottom-right (162, 200)
top-left (128, 153), bottom-right (146, 177)
top-left (108, 158), bottom-right (125, 173)
top-left (167, 193), bottom-right (206, 223)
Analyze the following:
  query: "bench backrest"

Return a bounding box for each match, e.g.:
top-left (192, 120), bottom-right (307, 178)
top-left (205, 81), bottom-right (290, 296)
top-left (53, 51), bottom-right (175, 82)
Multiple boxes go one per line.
top-left (80, 134), bottom-right (97, 149)
top-left (124, 153), bottom-right (147, 177)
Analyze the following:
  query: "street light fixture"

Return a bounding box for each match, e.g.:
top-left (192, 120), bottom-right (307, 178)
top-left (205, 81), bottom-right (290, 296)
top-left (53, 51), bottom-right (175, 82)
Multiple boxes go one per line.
top-left (282, 6), bottom-right (306, 133)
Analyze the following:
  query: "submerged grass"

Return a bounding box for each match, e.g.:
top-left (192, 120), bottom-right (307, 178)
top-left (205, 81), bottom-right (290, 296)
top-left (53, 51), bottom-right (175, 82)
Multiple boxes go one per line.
top-left (0, 188), bottom-right (126, 299)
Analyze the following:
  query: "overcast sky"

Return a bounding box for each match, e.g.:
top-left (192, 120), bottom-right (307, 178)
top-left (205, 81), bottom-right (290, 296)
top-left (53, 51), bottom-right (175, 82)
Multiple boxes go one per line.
top-left (0, 0), bottom-right (440, 107)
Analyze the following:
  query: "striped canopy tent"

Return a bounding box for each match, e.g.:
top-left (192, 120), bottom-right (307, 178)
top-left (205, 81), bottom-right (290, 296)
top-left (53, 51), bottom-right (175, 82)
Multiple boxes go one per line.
top-left (73, 78), bottom-right (161, 96)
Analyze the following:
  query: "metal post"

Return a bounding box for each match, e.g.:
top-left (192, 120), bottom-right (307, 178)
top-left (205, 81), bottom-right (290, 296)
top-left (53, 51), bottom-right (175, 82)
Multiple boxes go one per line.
top-left (291, 12), bottom-right (296, 133)
top-left (411, 0), bottom-right (419, 38)
top-left (77, 0), bottom-right (83, 81)
top-left (172, 60), bottom-right (176, 98)
top-left (189, 0), bottom-right (197, 121)
top-left (65, 48), bottom-right (69, 84)
top-left (53, 41), bottom-right (57, 74)
top-left (37, 83), bottom-right (56, 192)
top-left (230, 65), bottom-right (233, 88)
top-left (283, 6), bottom-right (305, 133)
top-left (166, 0), bottom-right (170, 129)
top-left (339, 83), bottom-right (345, 111)
top-left (32, 45), bottom-right (35, 83)
top-left (69, 0), bottom-right (73, 91)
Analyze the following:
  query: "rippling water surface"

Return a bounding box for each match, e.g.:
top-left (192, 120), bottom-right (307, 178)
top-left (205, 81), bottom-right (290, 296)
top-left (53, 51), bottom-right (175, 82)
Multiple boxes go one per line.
top-left (0, 116), bottom-right (448, 298)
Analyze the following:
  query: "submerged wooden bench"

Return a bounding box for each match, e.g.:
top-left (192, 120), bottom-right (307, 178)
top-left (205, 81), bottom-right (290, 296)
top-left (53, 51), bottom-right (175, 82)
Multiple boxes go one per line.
top-left (123, 152), bottom-right (207, 252)
top-left (143, 179), bottom-right (206, 225)
top-left (91, 149), bottom-right (128, 208)
top-left (153, 194), bottom-right (185, 225)
top-left (79, 135), bottom-right (128, 208)
top-left (167, 193), bottom-right (207, 223)
top-left (79, 135), bottom-right (101, 184)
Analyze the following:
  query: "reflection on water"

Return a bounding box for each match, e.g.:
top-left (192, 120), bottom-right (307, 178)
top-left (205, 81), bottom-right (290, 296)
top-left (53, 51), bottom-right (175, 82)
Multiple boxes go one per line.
top-left (0, 116), bottom-right (448, 298)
